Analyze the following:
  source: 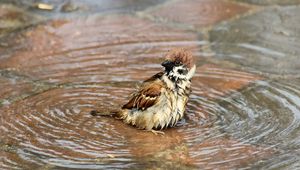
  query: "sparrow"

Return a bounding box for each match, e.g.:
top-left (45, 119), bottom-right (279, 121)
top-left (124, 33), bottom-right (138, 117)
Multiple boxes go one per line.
top-left (91, 48), bottom-right (196, 134)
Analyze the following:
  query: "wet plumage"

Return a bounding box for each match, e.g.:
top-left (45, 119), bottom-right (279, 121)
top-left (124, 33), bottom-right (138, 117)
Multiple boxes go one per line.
top-left (91, 48), bottom-right (196, 131)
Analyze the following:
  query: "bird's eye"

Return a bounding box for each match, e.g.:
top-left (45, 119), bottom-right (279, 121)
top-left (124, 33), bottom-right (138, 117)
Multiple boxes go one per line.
top-left (174, 60), bottom-right (181, 66)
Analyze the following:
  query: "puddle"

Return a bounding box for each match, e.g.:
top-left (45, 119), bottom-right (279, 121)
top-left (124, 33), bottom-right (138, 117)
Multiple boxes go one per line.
top-left (1, 0), bottom-right (300, 169)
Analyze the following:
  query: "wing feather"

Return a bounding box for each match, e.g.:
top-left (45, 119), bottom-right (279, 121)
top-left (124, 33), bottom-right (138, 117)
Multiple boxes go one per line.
top-left (122, 79), bottom-right (163, 111)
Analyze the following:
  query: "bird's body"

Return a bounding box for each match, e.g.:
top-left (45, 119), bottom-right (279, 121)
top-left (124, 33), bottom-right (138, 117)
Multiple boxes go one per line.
top-left (91, 49), bottom-right (196, 132)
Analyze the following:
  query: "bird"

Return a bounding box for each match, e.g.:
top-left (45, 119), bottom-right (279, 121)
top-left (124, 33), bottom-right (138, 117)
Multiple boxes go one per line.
top-left (90, 48), bottom-right (196, 135)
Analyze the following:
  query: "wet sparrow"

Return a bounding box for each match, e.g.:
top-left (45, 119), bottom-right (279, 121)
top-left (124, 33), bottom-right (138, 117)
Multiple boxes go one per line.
top-left (91, 48), bottom-right (196, 134)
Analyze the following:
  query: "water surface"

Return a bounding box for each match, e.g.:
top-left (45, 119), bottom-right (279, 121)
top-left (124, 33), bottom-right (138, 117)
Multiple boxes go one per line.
top-left (1, 0), bottom-right (300, 169)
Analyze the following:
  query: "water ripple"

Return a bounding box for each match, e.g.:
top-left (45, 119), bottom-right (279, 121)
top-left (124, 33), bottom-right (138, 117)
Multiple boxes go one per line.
top-left (1, 11), bottom-right (300, 169)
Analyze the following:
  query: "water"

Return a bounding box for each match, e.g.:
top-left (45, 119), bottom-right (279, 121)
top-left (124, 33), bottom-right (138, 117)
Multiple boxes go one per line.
top-left (1, 0), bottom-right (300, 169)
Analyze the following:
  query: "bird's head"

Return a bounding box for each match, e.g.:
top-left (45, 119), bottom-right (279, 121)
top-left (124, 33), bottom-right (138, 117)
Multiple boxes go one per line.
top-left (161, 48), bottom-right (196, 81)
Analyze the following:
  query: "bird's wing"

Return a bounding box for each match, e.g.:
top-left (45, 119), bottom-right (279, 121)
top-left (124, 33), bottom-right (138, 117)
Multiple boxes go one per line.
top-left (143, 72), bottom-right (164, 83)
top-left (122, 79), bottom-right (163, 111)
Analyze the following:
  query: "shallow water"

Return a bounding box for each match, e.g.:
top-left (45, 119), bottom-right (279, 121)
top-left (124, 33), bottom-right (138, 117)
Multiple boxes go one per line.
top-left (1, 0), bottom-right (300, 169)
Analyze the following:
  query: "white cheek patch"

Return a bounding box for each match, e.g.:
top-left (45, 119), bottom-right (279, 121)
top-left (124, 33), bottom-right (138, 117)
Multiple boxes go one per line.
top-left (169, 65), bottom-right (192, 81)
top-left (186, 65), bottom-right (196, 80)
top-left (170, 66), bottom-right (187, 81)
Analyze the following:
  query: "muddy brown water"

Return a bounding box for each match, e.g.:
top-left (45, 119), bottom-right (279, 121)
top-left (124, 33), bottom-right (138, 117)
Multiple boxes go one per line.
top-left (1, 1), bottom-right (300, 169)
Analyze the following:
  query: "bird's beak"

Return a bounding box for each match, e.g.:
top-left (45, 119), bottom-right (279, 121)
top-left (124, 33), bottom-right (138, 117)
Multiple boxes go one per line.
top-left (161, 60), bottom-right (174, 69)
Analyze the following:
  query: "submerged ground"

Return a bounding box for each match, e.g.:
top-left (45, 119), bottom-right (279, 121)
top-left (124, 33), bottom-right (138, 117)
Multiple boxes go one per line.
top-left (1, 0), bottom-right (300, 169)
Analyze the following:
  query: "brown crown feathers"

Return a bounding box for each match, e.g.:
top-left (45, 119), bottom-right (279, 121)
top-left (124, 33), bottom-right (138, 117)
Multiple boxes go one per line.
top-left (164, 48), bottom-right (195, 69)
